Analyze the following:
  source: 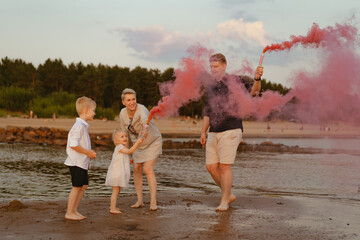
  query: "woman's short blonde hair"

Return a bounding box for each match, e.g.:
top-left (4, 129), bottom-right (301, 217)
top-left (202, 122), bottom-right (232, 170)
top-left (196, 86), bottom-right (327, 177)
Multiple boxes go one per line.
top-left (121, 88), bottom-right (136, 100)
top-left (75, 96), bottom-right (96, 115)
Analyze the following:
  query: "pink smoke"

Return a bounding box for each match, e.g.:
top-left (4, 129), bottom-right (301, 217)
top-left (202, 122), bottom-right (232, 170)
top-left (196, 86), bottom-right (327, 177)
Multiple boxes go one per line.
top-left (149, 45), bottom-right (289, 121)
top-left (280, 21), bottom-right (360, 124)
top-left (147, 45), bottom-right (211, 122)
top-left (232, 59), bottom-right (254, 76)
top-left (263, 22), bottom-right (357, 53)
top-left (224, 76), bottom-right (291, 120)
top-left (149, 21), bottom-right (360, 124)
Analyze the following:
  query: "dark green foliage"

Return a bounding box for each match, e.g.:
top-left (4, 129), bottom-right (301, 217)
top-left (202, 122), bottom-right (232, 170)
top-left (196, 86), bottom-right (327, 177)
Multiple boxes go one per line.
top-left (0, 57), bottom-right (36, 88)
top-left (96, 107), bottom-right (116, 121)
top-left (0, 86), bottom-right (35, 111)
top-left (0, 57), bottom-right (290, 118)
top-left (259, 78), bottom-right (290, 95)
top-left (29, 91), bottom-right (77, 118)
top-left (0, 109), bottom-right (7, 117)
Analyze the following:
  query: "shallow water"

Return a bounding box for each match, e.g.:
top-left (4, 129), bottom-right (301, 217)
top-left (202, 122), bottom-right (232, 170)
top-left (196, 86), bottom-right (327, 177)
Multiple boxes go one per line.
top-left (1, 138), bottom-right (360, 201)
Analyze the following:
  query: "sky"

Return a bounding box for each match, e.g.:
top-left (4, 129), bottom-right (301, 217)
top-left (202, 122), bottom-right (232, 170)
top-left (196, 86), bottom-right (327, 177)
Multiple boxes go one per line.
top-left (1, 0), bottom-right (359, 87)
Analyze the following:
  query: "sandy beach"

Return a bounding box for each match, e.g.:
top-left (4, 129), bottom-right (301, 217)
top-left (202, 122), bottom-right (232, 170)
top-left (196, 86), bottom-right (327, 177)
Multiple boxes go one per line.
top-left (1, 116), bottom-right (360, 138)
top-left (1, 117), bottom-right (360, 239)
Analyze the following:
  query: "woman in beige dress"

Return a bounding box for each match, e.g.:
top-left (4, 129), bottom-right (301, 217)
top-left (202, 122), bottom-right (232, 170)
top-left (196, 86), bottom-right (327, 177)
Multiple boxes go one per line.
top-left (119, 88), bottom-right (162, 211)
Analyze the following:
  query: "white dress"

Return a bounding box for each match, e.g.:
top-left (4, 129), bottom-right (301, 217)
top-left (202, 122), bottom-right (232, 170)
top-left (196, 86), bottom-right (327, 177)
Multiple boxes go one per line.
top-left (105, 144), bottom-right (130, 188)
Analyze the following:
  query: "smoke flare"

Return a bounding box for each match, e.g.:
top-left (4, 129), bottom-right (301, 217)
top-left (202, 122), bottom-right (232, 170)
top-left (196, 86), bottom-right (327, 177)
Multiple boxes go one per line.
top-left (263, 22), bottom-right (357, 53)
top-left (148, 21), bottom-right (360, 125)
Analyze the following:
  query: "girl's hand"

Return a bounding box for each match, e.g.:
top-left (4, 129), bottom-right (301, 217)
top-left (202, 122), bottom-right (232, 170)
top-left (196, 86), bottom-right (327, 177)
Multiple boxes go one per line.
top-left (137, 137), bottom-right (144, 144)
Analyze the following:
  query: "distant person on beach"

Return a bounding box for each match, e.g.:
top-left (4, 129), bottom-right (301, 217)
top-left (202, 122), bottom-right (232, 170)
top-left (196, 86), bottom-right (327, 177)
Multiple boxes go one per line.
top-left (200, 53), bottom-right (263, 211)
top-left (105, 130), bottom-right (143, 214)
top-left (119, 88), bottom-right (162, 211)
top-left (64, 96), bottom-right (97, 220)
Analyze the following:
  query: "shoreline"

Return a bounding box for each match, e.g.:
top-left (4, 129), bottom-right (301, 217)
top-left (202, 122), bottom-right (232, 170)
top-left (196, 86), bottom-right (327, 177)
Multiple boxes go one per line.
top-left (1, 117), bottom-right (360, 138)
top-left (1, 193), bottom-right (359, 239)
top-left (2, 125), bottom-right (358, 154)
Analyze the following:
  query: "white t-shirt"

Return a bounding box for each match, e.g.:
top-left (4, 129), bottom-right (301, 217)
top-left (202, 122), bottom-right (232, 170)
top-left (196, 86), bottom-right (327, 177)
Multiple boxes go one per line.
top-left (64, 118), bottom-right (91, 170)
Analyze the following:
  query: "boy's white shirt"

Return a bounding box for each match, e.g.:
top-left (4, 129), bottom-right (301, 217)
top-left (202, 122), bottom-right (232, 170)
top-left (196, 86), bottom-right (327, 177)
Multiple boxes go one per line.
top-left (64, 117), bottom-right (91, 170)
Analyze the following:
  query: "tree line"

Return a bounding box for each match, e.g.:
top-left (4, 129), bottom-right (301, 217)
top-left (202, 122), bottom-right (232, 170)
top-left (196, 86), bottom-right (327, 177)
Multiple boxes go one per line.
top-left (0, 57), bottom-right (289, 119)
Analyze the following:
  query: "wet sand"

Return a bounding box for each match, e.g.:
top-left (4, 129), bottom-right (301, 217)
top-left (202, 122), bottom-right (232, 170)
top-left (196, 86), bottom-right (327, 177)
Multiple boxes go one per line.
top-left (1, 117), bottom-right (360, 239)
top-left (1, 117), bottom-right (360, 137)
top-left (1, 194), bottom-right (359, 240)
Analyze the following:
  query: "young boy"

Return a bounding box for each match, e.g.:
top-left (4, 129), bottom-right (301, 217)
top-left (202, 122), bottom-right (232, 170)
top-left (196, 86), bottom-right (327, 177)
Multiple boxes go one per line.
top-left (64, 96), bottom-right (97, 220)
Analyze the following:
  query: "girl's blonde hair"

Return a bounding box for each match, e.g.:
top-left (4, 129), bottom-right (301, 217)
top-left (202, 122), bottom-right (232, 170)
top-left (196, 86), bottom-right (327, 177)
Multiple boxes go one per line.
top-left (112, 129), bottom-right (127, 142)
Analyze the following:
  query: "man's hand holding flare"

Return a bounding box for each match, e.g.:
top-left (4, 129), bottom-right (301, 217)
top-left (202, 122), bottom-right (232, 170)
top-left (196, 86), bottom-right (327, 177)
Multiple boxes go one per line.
top-left (254, 66), bottom-right (263, 80)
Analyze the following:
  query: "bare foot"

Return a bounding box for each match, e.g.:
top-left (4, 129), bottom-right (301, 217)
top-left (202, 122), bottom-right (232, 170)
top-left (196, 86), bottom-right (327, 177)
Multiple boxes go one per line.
top-left (131, 201), bottom-right (144, 208)
top-left (65, 213), bottom-right (86, 221)
top-left (229, 193), bottom-right (236, 204)
top-left (216, 201), bottom-right (229, 212)
top-left (75, 211), bottom-right (87, 219)
top-left (109, 207), bottom-right (121, 211)
top-left (150, 202), bottom-right (158, 211)
top-left (109, 209), bottom-right (122, 214)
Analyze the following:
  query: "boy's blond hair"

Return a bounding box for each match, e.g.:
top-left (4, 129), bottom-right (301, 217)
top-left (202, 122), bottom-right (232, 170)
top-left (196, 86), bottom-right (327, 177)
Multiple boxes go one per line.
top-left (75, 96), bottom-right (96, 115)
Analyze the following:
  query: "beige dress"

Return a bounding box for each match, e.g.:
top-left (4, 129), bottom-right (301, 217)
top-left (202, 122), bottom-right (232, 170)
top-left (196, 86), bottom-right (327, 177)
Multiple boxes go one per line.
top-left (119, 104), bottom-right (162, 163)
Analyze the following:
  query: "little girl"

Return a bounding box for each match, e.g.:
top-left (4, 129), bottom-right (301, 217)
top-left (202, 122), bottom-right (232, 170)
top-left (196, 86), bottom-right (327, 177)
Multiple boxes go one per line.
top-left (105, 130), bottom-right (143, 214)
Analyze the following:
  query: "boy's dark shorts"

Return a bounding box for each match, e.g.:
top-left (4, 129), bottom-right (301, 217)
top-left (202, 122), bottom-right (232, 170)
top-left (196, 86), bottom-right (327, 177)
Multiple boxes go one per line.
top-left (69, 166), bottom-right (89, 187)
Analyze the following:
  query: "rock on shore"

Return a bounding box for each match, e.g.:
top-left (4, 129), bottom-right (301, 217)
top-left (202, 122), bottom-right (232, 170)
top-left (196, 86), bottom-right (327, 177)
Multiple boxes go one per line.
top-left (0, 126), bottom-right (330, 154)
top-left (0, 126), bottom-right (111, 147)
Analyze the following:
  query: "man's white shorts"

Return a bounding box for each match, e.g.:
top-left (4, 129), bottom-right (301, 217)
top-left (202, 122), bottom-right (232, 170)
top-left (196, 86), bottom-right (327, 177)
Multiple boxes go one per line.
top-left (205, 128), bottom-right (242, 165)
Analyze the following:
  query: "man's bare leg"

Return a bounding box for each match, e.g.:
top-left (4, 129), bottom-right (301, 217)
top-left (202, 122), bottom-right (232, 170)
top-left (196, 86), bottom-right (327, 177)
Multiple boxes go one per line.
top-left (206, 163), bottom-right (236, 208)
top-left (131, 163), bottom-right (144, 208)
top-left (206, 163), bottom-right (221, 186)
top-left (216, 164), bottom-right (233, 211)
top-left (144, 158), bottom-right (158, 211)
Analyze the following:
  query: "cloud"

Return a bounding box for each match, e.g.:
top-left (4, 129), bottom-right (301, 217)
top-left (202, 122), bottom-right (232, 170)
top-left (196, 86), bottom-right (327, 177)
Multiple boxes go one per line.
top-left (218, 0), bottom-right (256, 7)
top-left (216, 18), bottom-right (267, 46)
top-left (114, 26), bottom-right (194, 61)
top-left (231, 10), bottom-right (257, 22)
top-left (112, 18), bottom-right (267, 63)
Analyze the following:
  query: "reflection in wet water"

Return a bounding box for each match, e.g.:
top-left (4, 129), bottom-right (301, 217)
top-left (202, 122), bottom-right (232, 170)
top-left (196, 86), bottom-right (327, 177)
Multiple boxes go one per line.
top-left (1, 140), bottom-right (360, 201)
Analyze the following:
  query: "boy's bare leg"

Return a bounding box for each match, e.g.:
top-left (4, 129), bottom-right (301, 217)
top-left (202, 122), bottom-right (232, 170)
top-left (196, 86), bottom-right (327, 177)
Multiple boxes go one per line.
top-left (131, 163), bottom-right (144, 208)
top-left (65, 187), bottom-right (85, 220)
top-left (206, 163), bottom-right (236, 210)
top-left (216, 164), bottom-right (232, 211)
top-left (74, 185), bottom-right (88, 218)
top-left (110, 187), bottom-right (122, 214)
top-left (143, 158), bottom-right (157, 211)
